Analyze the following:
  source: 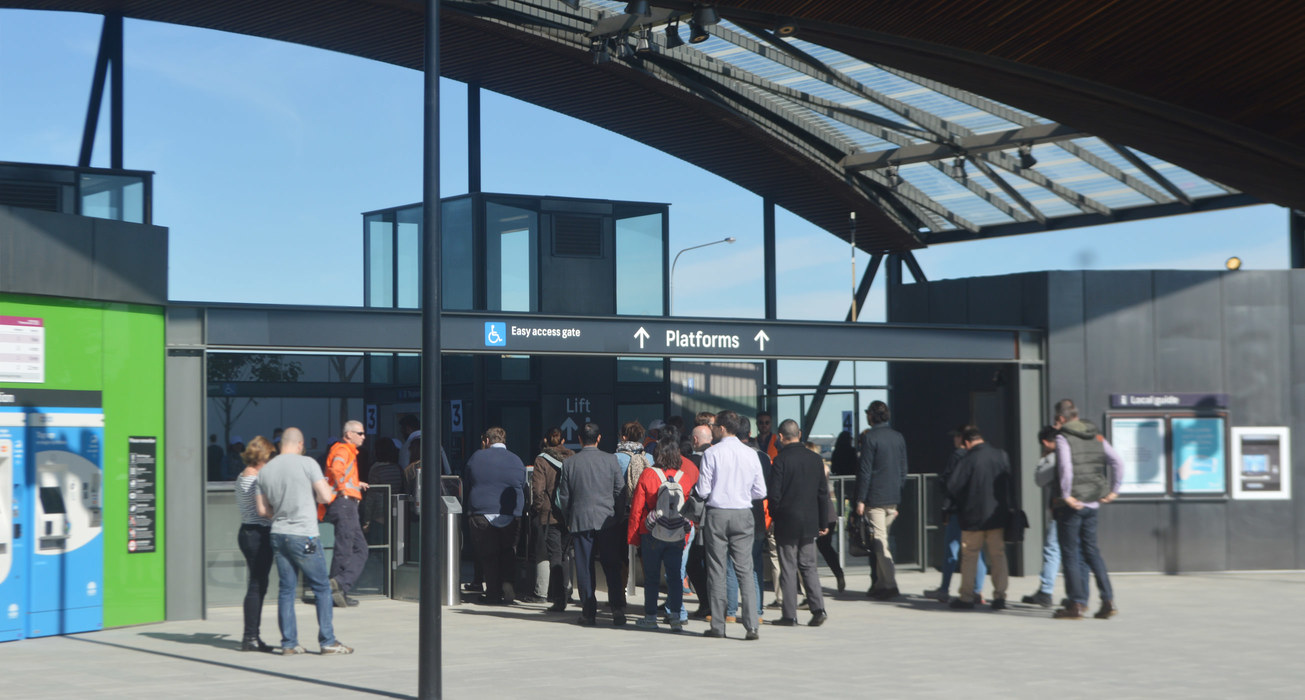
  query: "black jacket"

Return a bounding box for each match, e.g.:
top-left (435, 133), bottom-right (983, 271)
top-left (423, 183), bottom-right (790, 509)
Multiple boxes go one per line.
top-left (768, 442), bottom-right (834, 541)
top-left (856, 424), bottom-right (908, 507)
top-left (946, 442), bottom-right (1012, 531)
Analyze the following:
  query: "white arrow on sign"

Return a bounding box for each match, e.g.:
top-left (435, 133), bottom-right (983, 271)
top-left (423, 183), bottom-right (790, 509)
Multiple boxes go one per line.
top-left (754, 329), bottom-right (770, 351)
top-left (560, 416), bottom-right (579, 441)
top-left (634, 326), bottom-right (650, 349)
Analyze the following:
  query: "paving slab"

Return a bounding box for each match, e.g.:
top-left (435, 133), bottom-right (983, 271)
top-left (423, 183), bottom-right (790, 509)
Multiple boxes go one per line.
top-left (4, 569), bottom-right (1303, 699)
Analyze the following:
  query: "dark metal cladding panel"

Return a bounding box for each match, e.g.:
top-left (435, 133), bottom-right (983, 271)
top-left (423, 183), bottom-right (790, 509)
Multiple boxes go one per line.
top-left (965, 274), bottom-right (1024, 326)
top-left (1291, 273), bottom-right (1305, 569)
top-left (1153, 271), bottom-right (1224, 393)
top-left (1045, 271), bottom-right (1086, 415)
top-left (1222, 271), bottom-right (1291, 426)
top-left (925, 278), bottom-right (969, 325)
top-left (888, 280), bottom-right (930, 322)
top-left (2, 205), bottom-right (96, 300)
top-left (1097, 501), bottom-right (1163, 573)
top-left (1226, 500), bottom-right (1298, 570)
top-left (92, 217), bottom-right (169, 306)
top-left (1021, 272), bottom-right (1049, 329)
top-left (1082, 272), bottom-right (1155, 422)
top-left (1166, 501), bottom-right (1230, 572)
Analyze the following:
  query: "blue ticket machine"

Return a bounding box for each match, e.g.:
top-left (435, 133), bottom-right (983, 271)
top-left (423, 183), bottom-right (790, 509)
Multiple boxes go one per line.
top-left (0, 409), bottom-right (26, 642)
top-left (26, 409), bottom-right (104, 638)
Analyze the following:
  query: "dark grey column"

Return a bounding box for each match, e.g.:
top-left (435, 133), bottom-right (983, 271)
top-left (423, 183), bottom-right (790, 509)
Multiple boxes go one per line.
top-left (468, 82), bottom-right (481, 194)
top-left (763, 198), bottom-right (778, 415)
top-left (164, 307), bottom-right (206, 621)
top-left (1291, 208), bottom-right (1304, 269)
top-left (419, 0), bottom-right (444, 698)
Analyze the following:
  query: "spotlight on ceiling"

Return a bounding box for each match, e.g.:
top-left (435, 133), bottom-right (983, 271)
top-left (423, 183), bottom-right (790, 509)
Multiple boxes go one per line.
top-left (618, 34), bottom-right (636, 58)
top-left (625, 1), bottom-right (651, 17)
top-left (775, 18), bottom-right (798, 36)
top-left (1018, 143), bottom-right (1038, 169)
top-left (636, 27), bottom-right (653, 53)
top-left (689, 19), bottom-right (711, 43)
top-left (693, 4), bottom-right (720, 26)
top-left (665, 20), bottom-right (686, 49)
top-left (590, 37), bottom-right (610, 65)
top-left (952, 156), bottom-right (967, 181)
top-left (886, 164), bottom-right (902, 189)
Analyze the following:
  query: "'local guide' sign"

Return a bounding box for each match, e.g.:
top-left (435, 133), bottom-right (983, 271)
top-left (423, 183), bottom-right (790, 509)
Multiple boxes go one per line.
top-left (445, 313), bottom-right (1017, 362)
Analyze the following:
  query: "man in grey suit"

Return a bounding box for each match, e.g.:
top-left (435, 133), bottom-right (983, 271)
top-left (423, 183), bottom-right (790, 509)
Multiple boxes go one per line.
top-left (557, 422), bottom-right (628, 627)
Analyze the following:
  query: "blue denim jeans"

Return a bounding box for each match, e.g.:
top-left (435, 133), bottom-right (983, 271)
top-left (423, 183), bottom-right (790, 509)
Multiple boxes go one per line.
top-left (641, 533), bottom-right (686, 618)
top-left (1055, 506), bottom-right (1113, 606)
top-left (272, 533), bottom-right (336, 649)
top-left (725, 534), bottom-right (765, 617)
top-left (1038, 515), bottom-right (1062, 594)
top-left (939, 516), bottom-right (986, 594)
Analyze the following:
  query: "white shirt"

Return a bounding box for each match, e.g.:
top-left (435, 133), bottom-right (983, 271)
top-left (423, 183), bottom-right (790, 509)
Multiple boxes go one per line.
top-left (696, 436), bottom-right (767, 509)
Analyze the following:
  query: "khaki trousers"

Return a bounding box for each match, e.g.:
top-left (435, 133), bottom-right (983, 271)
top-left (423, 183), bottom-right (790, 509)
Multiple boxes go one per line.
top-left (959, 528), bottom-right (1008, 603)
top-left (867, 505), bottom-right (898, 591)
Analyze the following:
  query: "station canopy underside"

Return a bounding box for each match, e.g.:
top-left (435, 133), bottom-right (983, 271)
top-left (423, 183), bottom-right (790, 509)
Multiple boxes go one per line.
top-left (6, 0), bottom-right (1301, 252)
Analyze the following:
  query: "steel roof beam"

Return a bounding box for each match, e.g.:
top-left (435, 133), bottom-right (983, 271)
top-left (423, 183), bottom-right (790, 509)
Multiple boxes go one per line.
top-left (840, 123), bottom-right (1081, 170)
top-left (965, 155), bottom-right (1047, 224)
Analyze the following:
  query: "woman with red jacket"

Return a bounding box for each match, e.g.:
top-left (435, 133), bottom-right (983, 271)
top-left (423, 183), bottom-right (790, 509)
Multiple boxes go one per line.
top-left (627, 433), bottom-right (698, 631)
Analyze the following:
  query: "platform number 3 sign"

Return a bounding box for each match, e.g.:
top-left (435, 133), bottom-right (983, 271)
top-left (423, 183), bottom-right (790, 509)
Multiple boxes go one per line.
top-left (450, 399), bottom-right (464, 433)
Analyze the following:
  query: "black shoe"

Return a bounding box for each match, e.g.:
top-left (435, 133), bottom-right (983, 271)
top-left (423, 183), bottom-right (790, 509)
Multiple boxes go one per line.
top-left (702, 628), bottom-right (725, 638)
top-left (477, 596), bottom-right (507, 606)
top-left (689, 608), bottom-right (710, 620)
top-left (462, 583), bottom-right (483, 593)
top-left (612, 610), bottom-right (628, 626)
top-left (547, 601), bottom-right (567, 613)
top-left (770, 617), bottom-right (797, 626)
top-left (797, 598), bottom-right (810, 611)
top-left (990, 598), bottom-right (1007, 611)
top-left (836, 574), bottom-right (846, 592)
top-left (868, 587), bottom-right (900, 601)
top-left (1022, 591), bottom-right (1055, 607)
top-left (744, 629), bottom-right (760, 641)
top-left (765, 600), bottom-right (782, 609)
top-left (241, 637), bottom-right (273, 653)
top-left (949, 599), bottom-right (976, 610)
top-left (519, 594), bottom-right (546, 604)
top-left (301, 595), bottom-right (316, 605)
top-left (808, 611), bottom-right (828, 627)
top-left (576, 615), bottom-right (597, 627)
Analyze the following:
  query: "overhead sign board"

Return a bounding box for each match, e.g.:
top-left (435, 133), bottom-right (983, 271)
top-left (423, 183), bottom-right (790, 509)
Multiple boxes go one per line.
top-left (441, 313), bottom-right (1023, 362)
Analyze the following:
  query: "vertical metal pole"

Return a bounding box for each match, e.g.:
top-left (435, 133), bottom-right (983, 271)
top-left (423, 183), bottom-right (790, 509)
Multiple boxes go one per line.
top-left (1291, 209), bottom-right (1305, 269)
top-left (467, 82), bottom-right (481, 194)
top-left (109, 13), bottom-right (123, 170)
top-left (418, 1), bottom-right (443, 698)
top-left (79, 16), bottom-right (113, 168)
top-left (763, 198), bottom-right (778, 415)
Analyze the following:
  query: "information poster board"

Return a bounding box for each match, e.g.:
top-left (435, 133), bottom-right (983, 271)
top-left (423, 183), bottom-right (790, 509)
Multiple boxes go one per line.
top-left (1230, 427), bottom-right (1291, 500)
top-left (1171, 417), bottom-right (1227, 494)
top-left (1107, 416), bottom-right (1167, 494)
top-left (127, 437), bottom-right (158, 553)
top-left (0, 316), bottom-right (44, 383)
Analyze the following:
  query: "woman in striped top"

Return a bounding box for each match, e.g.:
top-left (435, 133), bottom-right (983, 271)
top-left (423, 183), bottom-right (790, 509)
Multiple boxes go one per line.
top-left (236, 435), bottom-right (276, 652)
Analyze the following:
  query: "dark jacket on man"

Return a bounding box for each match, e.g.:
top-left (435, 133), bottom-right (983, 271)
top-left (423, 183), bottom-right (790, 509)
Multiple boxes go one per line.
top-left (768, 442), bottom-right (834, 541)
top-left (946, 442), bottom-right (1013, 531)
top-left (531, 445), bottom-right (574, 526)
top-left (557, 445), bottom-right (624, 533)
top-left (464, 445), bottom-right (527, 518)
top-left (857, 423), bottom-right (909, 507)
top-left (939, 446), bottom-right (967, 515)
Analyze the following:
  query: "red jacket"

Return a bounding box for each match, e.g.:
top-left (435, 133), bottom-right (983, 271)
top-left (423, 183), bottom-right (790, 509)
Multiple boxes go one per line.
top-left (627, 456), bottom-right (699, 545)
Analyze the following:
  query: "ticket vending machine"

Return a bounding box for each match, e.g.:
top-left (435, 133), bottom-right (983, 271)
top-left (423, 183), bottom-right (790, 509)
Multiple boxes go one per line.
top-left (25, 409), bottom-right (103, 638)
top-left (0, 410), bottom-right (26, 642)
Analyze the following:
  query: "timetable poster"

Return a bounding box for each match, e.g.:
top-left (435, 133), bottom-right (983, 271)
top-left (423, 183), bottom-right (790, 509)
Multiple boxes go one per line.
top-left (0, 316), bottom-right (44, 383)
top-left (1171, 417), bottom-right (1227, 494)
top-left (1108, 417), bottom-right (1167, 494)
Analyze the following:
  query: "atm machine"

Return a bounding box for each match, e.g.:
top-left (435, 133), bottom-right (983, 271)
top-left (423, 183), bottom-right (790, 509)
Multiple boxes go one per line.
top-left (0, 409), bottom-right (26, 642)
top-left (25, 408), bottom-right (103, 638)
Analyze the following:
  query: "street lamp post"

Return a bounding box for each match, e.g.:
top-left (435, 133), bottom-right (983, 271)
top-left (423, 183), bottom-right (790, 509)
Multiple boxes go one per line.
top-left (670, 236), bottom-right (736, 314)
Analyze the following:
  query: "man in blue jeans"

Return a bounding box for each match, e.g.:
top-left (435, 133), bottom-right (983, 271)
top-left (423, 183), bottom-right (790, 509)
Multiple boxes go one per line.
top-left (1022, 425), bottom-right (1063, 607)
top-left (1050, 400), bottom-right (1123, 620)
top-left (256, 427), bottom-right (354, 655)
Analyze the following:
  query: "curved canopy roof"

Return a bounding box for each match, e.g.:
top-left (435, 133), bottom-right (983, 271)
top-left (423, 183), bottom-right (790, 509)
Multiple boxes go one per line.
top-left (4, 0), bottom-right (1296, 253)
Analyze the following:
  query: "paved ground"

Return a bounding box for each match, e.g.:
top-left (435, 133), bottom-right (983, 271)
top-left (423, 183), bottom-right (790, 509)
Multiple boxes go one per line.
top-left (5, 568), bottom-right (1304, 699)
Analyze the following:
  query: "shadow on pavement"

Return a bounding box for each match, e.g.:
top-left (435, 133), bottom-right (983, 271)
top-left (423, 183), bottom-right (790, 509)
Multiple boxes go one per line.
top-left (140, 631), bottom-right (242, 651)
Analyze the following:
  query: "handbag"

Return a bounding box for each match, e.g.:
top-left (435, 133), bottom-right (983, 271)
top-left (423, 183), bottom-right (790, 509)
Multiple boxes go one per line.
top-left (1004, 508), bottom-right (1029, 543)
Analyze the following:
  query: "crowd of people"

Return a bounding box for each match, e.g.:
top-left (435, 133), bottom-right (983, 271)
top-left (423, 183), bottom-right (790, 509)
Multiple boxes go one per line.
top-left (231, 395), bottom-right (1123, 653)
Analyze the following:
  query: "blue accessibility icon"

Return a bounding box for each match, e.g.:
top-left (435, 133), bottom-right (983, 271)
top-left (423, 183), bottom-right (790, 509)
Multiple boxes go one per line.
top-left (485, 322), bottom-right (507, 347)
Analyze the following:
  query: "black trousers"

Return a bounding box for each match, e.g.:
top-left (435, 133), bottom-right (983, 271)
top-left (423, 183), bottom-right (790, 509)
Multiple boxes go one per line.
top-left (571, 527), bottom-right (627, 618)
top-left (237, 524), bottom-right (273, 640)
top-left (325, 496), bottom-right (369, 594)
top-left (469, 515), bottom-right (521, 602)
top-left (686, 540), bottom-right (708, 609)
top-left (816, 524), bottom-right (844, 579)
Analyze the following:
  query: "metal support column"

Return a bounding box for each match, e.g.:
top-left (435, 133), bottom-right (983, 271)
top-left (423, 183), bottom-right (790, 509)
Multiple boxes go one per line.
top-left (763, 197), bottom-right (778, 415)
top-left (79, 14), bottom-right (123, 168)
top-left (1291, 209), bottom-right (1305, 269)
top-left (418, 1), bottom-right (443, 698)
top-left (468, 82), bottom-right (481, 194)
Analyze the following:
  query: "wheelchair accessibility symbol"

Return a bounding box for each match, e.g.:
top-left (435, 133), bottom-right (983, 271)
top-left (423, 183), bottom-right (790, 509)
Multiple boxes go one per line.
top-left (485, 322), bottom-right (507, 347)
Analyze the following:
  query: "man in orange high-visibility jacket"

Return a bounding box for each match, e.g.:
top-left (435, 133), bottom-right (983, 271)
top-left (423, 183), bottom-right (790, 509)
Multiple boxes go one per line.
top-left (324, 420), bottom-right (369, 608)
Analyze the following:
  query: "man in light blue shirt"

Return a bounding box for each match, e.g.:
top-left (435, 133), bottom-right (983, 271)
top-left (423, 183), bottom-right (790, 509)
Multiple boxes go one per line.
top-left (695, 410), bottom-right (767, 640)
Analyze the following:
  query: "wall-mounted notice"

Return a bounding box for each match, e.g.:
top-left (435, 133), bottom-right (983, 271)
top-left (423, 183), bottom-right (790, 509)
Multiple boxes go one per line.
top-left (0, 316), bottom-right (44, 383)
top-left (1108, 416), bottom-right (1168, 494)
top-left (127, 437), bottom-right (158, 553)
top-left (1231, 427), bottom-right (1291, 500)
top-left (1172, 417), bottom-right (1227, 494)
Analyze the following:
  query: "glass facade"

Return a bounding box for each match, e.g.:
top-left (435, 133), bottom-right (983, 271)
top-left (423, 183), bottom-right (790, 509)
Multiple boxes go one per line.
top-left (396, 206), bottom-right (421, 309)
top-left (486, 201), bottom-right (537, 312)
top-left (616, 211), bottom-right (664, 315)
top-left (442, 197), bottom-right (474, 310)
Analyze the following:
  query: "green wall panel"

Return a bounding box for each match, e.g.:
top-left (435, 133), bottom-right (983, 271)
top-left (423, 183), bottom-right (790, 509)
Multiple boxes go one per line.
top-left (0, 293), bottom-right (166, 628)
